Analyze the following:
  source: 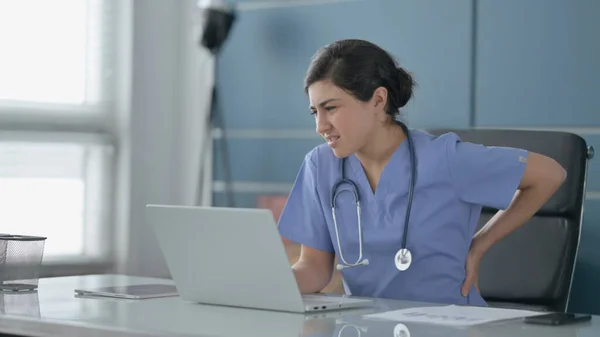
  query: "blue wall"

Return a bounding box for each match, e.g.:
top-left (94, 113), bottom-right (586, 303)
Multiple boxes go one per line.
top-left (213, 0), bottom-right (600, 314)
top-left (475, 0), bottom-right (600, 315)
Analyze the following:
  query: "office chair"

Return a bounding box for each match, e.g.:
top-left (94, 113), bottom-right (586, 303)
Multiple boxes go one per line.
top-left (427, 128), bottom-right (594, 312)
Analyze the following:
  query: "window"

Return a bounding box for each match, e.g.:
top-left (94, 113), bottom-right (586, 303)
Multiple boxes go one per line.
top-left (0, 0), bottom-right (110, 108)
top-left (0, 138), bottom-right (112, 258)
top-left (0, 0), bottom-right (118, 266)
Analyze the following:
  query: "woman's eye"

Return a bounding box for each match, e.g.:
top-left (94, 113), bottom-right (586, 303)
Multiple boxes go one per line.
top-left (325, 106), bottom-right (336, 111)
top-left (310, 110), bottom-right (317, 116)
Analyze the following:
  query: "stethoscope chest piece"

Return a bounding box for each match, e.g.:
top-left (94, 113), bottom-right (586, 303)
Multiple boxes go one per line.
top-left (394, 323), bottom-right (410, 337)
top-left (394, 248), bottom-right (412, 271)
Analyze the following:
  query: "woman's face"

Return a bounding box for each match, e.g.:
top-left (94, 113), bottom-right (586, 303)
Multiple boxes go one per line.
top-left (308, 79), bottom-right (384, 158)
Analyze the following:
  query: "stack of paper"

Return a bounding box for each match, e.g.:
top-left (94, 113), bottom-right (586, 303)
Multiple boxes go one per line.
top-left (364, 305), bottom-right (543, 327)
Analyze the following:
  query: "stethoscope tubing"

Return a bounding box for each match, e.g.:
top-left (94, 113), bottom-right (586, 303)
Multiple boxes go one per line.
top-left (331, 121), bottom-right (417, 269)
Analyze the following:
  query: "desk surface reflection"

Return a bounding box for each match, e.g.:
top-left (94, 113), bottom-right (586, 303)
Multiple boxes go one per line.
top-left (0, 275), bottom-right (596, 337)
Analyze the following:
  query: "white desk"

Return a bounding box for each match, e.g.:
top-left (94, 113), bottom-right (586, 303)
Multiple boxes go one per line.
top-left (0, 274), bottom-right (597, 337)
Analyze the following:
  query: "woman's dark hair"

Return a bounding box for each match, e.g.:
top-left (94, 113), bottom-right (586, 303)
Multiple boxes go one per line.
top-left (304, 39), bottom-right (415, 118)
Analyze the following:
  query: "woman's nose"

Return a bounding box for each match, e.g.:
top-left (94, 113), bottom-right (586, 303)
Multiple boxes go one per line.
top-left (316, 113), bottom-right (330, 134)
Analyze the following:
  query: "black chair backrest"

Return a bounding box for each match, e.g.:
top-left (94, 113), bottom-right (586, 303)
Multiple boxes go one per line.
top-left (426, 128), bottom-right (594, 312)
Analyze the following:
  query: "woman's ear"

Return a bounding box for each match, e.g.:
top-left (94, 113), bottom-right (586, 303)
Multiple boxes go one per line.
top-left (372, 86), bottom-right (388, 111)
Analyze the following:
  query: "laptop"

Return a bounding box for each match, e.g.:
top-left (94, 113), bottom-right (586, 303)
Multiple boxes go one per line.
top-left (145, 205), bottom-right (373, 313)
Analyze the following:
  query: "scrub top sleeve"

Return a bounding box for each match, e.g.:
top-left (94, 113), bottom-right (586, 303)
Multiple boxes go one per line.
top-left (277, 151), bottom-right (335, 253)
top-left (445, 134), bottom-right (528, 210)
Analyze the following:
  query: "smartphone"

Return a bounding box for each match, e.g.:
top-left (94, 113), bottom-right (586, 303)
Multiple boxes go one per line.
top-left (524, 312), bottom-right (592, 325)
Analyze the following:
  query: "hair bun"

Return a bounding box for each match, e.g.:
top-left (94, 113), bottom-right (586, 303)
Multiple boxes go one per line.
top-left (304, 39), bottom-right (416, 118)
top-left (396, 67), bottom-right (415, 108)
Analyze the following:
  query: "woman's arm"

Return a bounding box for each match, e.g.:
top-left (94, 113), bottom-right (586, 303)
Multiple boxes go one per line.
top-left (292, 245), bottom-right (335, 293)
top-left (461, 151), bottom-right (566, 295)
top-left (470, 152), bottom-right (567, 258)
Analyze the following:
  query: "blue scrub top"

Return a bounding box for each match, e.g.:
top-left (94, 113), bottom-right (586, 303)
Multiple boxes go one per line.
top-left (277, 129), bottom-right (528, 306)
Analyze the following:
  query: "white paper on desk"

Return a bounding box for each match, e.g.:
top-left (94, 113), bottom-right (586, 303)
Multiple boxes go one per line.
top-left (363, 305), bottom-right (543, 326)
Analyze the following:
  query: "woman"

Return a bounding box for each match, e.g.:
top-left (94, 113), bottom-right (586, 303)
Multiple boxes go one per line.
top-left (277, 39), bottom-right (567, 306)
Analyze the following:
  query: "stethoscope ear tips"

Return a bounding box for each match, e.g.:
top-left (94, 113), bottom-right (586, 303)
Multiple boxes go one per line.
top-left (336, 259), bottom-right (369, 271)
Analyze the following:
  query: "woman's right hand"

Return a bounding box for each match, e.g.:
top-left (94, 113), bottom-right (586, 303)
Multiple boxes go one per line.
top-left (292, 245), bottom-right (335, 294)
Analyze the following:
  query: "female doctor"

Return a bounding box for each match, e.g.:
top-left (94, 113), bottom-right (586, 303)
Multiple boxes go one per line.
top-left (277, 39), bottom-right (567, 306)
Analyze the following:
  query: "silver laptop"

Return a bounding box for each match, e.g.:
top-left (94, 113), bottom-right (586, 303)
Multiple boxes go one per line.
top-left (146, 205), bottom-right (373, 313)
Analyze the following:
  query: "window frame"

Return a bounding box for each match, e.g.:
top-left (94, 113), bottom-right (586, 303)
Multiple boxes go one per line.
top-left (0, 0), bottom-right (128, 276)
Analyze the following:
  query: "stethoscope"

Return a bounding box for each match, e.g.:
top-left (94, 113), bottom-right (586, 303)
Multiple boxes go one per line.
top-left (336, 320), bottom-right (410, 337)
top-left (332, 121), bottom-right (416, 272)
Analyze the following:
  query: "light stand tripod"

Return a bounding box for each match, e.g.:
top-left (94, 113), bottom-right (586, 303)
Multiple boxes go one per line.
top-left (197, 1), bottom-right (237, 207)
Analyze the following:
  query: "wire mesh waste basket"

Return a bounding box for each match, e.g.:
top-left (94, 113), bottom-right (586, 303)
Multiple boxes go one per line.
top-left (0, 235), bottom-right (47, 292)
top-left (0, 291), bottom-right (41, 316)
